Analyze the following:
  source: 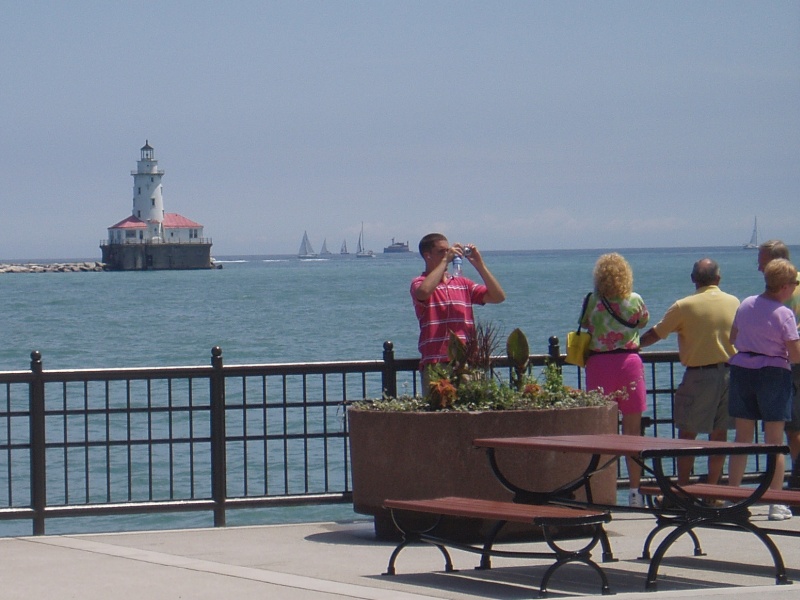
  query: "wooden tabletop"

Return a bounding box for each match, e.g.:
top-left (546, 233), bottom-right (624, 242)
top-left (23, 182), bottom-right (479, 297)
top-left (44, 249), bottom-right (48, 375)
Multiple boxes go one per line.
top-left (473, 433), bottom-right (789, 458)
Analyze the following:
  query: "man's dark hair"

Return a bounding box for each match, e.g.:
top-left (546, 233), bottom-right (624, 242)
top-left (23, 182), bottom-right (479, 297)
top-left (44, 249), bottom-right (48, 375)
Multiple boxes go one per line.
top-left (691, 258), bottom-right (720, 287)
top-left (418, 233), bottom-right (448, 257)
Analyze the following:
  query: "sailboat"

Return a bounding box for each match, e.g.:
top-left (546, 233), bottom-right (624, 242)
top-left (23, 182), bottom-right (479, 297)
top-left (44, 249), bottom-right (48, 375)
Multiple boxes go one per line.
top-left (340, 239), bottom-right (349, 255)
top-left (743, 216), bottom-right (758, 249)
top-left (355, 222), bottom-right (375, 258)
top-left (298, 231), bottom-right (317, 259)
top-left (320, 238), bottom-right (332, 256)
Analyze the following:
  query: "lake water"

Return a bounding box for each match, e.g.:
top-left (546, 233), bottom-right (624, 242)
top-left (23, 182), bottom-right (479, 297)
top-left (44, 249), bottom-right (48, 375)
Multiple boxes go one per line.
top-left (0, 245), bottom-right (791, 535)
top-left (2, 246), bottom-right (781, 372)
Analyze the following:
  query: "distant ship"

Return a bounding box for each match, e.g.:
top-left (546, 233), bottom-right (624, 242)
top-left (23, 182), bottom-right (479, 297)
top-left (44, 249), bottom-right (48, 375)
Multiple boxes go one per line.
top-left (383, 238), bottom-right (411, 253)
top-left (340, 239), bottom-right (349, 255)
top-left (320, 238), bottom-right (333, 256)
top-left (743, 216), bottom-right (758, 250)
top-left (298, 231), bottom-right (318, 259)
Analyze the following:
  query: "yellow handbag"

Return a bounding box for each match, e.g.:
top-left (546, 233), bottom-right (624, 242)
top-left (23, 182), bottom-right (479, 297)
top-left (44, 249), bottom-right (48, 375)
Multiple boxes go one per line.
top-left (565, 293), bottom-right (592, 367)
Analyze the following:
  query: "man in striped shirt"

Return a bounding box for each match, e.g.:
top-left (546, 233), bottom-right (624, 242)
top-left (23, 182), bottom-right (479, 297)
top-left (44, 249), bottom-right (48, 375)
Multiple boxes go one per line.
top-left (411, 233), bottom-right (505, 378)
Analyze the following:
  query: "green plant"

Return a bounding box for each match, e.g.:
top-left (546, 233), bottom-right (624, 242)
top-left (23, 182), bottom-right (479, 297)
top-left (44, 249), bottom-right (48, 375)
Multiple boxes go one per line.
top-left (356, 327), bottom-right (619, 412)
top-left (506, 327), bottom-right (529, 391)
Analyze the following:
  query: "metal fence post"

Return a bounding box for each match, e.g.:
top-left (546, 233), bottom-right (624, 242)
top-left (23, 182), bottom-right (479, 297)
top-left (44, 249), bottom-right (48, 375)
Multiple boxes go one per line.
top-left (548, 336), bottom-right (561, 367)
top-left (29, 351), bottom-right (46, 535)
top-left (382, 341), bottom-right (397, 398)
top-left (209, 346), bottom-right (227, 527)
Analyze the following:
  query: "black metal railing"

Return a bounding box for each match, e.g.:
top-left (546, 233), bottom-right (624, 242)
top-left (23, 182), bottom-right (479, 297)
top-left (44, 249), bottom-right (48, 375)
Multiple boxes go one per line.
top-left (0, 341), bottom-right (763, 536)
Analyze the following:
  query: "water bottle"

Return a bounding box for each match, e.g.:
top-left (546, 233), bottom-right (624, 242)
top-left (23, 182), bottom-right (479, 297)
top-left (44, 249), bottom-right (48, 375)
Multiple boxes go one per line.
top-left (452, 255), bottom-right (463, 278)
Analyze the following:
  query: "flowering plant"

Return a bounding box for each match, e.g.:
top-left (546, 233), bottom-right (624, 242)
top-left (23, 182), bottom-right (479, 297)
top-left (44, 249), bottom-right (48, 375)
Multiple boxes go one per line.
top-left (360, 325), bottom-right (618, 412)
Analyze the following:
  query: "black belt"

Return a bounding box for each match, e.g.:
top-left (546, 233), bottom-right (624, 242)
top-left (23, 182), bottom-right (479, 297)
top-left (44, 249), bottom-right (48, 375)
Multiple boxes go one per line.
top-left (685, 363), bottom-right (729, 370)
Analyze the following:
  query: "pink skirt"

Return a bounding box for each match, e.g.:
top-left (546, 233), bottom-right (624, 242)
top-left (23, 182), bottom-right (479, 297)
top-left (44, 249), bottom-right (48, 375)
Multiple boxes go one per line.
top-left (585, 352), bottom-right (646, 415)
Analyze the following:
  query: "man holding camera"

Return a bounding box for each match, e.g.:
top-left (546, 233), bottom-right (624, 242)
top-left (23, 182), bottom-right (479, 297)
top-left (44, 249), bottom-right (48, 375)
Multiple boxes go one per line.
top-left (411, 233), bottom-right (505, 375)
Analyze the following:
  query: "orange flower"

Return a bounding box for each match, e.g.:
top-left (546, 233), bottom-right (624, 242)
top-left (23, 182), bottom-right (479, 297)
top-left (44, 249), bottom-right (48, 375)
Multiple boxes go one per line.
top-left (430, 378), bottom-right (458, 408)
top-left (523, 383), bottom-right (542, 397)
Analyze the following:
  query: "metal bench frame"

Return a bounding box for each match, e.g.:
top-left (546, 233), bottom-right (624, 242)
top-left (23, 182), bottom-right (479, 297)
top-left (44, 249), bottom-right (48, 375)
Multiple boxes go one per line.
top-left (382, 496), bottom-right (614, 597)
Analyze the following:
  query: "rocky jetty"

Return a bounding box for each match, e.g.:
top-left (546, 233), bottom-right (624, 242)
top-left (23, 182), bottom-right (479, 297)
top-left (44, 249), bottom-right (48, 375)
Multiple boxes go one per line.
top-left (0, 262), bottom-right (107, 274)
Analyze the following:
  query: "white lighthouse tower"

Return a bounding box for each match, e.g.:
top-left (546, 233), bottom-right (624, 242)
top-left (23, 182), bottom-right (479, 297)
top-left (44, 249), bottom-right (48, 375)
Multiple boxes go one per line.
top-left (132, 140), bottom-right (165, 241)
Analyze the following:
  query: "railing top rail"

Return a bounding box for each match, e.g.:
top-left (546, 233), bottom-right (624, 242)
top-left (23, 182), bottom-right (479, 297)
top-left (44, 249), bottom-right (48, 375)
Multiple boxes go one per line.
top-left (0, 349), bottom-right (682, 384)
top-left (0, 370), bottom-right (35, 384)
top-left (35, 365), bottom-right (214, 382)
top-left (223, 359), bottom-right (385, 373)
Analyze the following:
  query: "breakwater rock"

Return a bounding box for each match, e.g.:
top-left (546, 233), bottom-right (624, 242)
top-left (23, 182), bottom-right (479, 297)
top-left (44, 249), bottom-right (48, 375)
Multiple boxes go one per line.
top-left (0, 262), bottom-right (107, 274)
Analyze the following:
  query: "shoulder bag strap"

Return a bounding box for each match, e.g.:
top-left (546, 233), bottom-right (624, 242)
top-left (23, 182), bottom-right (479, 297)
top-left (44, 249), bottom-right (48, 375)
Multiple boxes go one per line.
top-left (577, 292), bottom-right (592, 332)
top-left (600, 296), bottom-right (640, 329)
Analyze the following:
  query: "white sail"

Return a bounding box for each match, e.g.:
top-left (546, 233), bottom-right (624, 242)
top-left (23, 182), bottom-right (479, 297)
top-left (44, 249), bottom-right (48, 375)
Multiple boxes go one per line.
top-left (340, 239), bottom-right (349, 254)
top-left (298, 231), bottom-right (317, 258)
top-left (356, 222), bottom-right (374, 258)
top-left (320, 238), bottom-right (331, 255)
top-left (743, 217), bottom-right (758, 249)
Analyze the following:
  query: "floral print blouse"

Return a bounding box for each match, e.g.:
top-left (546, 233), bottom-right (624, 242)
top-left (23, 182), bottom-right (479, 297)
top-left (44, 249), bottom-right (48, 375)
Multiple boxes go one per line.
top-left (580, 292), bottom-right (649, 352)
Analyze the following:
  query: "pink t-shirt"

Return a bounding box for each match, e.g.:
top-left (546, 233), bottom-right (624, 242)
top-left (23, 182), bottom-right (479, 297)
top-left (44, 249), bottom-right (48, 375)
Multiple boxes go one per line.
top-left (410, 274), bottom-right (488, 367)
top-left (730, 294), bottom-right (799, 371)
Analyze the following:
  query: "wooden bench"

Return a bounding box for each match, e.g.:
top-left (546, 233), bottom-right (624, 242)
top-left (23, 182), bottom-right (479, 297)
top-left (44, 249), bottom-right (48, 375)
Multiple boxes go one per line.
top-left (382, 496), bottom-right (614, 596)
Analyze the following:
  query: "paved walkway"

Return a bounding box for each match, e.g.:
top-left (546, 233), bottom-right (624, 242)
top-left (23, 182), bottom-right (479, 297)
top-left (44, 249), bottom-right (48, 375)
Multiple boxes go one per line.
top-left (2, 507), bottom-right (799, 599)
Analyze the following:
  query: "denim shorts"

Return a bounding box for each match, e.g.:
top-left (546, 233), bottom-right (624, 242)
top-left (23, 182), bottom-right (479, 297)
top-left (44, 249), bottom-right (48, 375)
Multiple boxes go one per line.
top-left (728, 365), bottom-right (792, 422)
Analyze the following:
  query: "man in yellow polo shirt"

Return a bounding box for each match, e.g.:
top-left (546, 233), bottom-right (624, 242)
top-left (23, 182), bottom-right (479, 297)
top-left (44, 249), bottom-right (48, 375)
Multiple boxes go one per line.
top-left (640, 258), bottom-right (740, 485)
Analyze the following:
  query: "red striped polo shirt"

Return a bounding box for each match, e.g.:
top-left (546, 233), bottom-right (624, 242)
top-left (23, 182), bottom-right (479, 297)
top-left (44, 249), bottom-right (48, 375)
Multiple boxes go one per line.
top-left (410, 274), bottom-right (488, 368)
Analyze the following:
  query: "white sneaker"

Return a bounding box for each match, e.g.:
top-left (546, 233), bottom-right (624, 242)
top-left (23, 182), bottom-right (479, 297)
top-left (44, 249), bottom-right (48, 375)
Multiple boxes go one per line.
top-left (629, 489), bottom-right (644, 508)
top-left (768, 504), bottom-right (792, 521)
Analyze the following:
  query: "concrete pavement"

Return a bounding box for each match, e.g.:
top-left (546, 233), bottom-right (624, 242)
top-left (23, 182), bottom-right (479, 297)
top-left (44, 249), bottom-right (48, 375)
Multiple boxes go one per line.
top-left (2, 507), bottom-right (800, 599)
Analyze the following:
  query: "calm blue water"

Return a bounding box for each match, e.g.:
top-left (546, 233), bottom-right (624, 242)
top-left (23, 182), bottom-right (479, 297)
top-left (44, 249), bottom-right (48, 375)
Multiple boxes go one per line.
top-left (2, 246), bottom-right (780, 372)
top-left (0, 246), bottom-right (791, 535)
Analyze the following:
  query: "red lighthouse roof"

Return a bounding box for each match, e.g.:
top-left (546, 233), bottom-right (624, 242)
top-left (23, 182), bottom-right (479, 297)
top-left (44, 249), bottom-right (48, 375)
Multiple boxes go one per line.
top-left (163, 213), bottom-right (203, 228)
top-left (108, 215), bottom-right (147, 229)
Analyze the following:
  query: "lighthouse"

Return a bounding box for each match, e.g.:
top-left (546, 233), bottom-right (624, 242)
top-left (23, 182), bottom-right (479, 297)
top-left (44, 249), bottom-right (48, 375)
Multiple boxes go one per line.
top-left (131, 141), bottom-right (166, 240)
top-left (101, 142), bottom-right (213, 270)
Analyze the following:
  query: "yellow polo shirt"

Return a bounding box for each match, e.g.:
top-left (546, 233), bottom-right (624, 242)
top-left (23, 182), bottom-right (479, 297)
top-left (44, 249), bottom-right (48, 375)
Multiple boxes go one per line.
top-left (651, 285), bottom-right (740, 367)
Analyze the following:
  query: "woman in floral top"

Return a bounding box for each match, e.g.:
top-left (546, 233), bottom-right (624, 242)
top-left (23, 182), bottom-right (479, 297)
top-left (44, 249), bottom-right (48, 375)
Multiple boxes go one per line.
top-left (581, 252), bottom-right (650, 506)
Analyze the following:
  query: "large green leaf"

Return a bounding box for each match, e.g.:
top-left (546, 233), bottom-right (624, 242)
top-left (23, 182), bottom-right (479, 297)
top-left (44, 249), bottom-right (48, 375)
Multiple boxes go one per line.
top-left (506, 328), bottom-right (529, 368)
top-left (447, 331), bottom-right (468, 365)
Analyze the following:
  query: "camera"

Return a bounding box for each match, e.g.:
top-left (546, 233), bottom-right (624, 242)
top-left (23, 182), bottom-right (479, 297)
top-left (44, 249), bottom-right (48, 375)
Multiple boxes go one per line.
top-left (464, 246), bottom-right (473, 256)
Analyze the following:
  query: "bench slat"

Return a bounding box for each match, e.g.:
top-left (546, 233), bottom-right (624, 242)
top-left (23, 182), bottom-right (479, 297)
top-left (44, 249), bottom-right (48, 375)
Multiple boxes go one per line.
top-left (383, 496), bottom-right (610, 525)
top-left (640, 484), bottom-right (800, 506)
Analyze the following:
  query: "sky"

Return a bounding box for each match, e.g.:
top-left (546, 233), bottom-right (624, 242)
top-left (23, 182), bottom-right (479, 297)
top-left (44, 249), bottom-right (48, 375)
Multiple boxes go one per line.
top-left (1, 1), bottom-right (798, 259)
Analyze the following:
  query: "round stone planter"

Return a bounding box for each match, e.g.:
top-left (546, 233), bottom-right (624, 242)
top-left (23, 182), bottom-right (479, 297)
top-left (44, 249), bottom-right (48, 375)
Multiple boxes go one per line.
top-left (347, 403), bottom-right (619, 539)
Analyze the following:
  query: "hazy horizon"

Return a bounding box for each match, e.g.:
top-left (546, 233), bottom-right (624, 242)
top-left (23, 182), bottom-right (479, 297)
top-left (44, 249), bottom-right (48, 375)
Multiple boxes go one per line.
top-left (5, 242), bottom-right (800, 265)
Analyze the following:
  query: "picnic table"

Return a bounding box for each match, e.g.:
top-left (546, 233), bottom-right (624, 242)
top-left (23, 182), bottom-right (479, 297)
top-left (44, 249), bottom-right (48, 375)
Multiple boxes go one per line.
top-left (473, 433), bottom-right (791, 589)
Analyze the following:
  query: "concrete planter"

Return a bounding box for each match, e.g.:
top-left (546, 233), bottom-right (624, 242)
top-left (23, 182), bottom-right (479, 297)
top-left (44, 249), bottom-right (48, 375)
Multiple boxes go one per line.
top-left (347, 403), bottom-right (618, 539)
